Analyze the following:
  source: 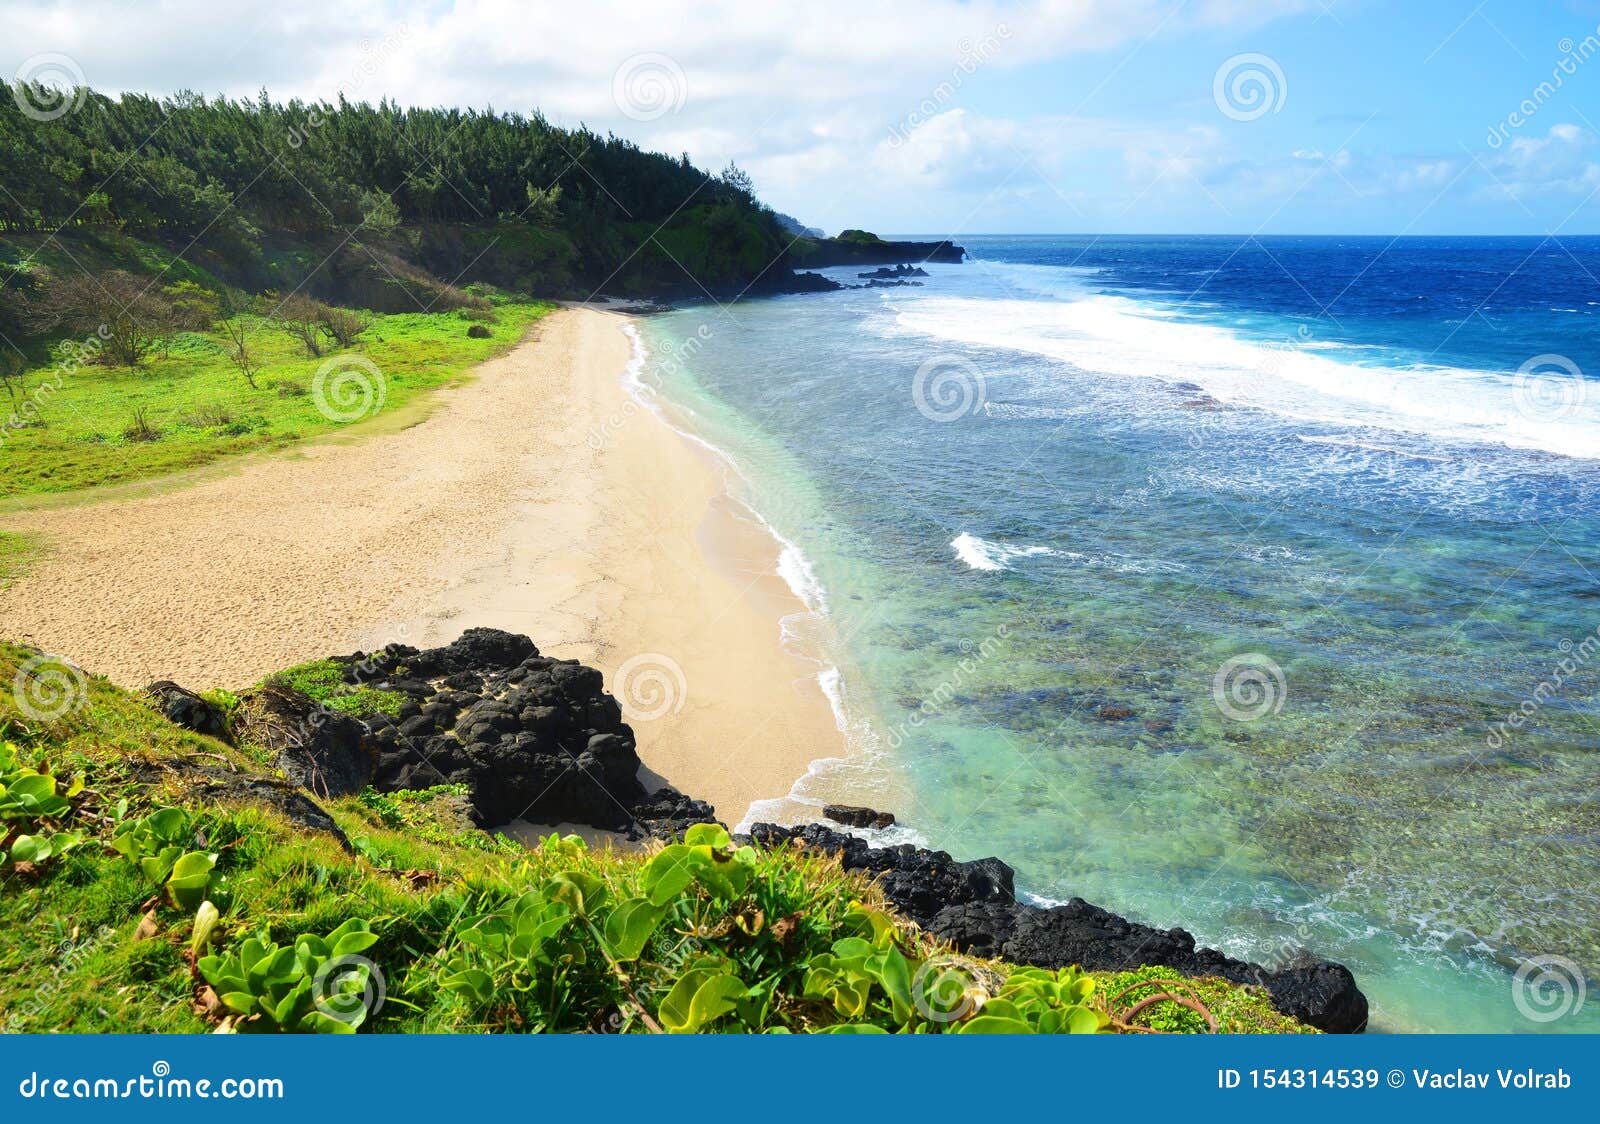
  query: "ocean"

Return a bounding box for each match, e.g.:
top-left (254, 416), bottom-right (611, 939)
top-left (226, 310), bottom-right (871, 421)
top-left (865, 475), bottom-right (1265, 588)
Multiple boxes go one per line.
top-left (631, 235), bottom-right (1600, 1033)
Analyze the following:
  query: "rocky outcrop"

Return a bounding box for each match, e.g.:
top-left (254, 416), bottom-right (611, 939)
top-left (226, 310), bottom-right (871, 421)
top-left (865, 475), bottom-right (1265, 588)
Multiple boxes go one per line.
top-left (143, 681), bottom-right (231, 742)
top-left (759, 270), bottom-right (842, 295)
top-left (747, 822), bottom-right (1368, 1034)
top-left (126, 757), bottom-right (351, 851)
top-left (233, 685), bottom-right (373, 800)
top-left (823, 804), bottom-right (896, 829)
top-left (152, 628), bottom-right (715, 841)
top-left (337, 629), bottom-right (716, 839)
top-left (857, 265), bottom-right (929, 279)
top-left (800, 237), bottom-right (965, 267)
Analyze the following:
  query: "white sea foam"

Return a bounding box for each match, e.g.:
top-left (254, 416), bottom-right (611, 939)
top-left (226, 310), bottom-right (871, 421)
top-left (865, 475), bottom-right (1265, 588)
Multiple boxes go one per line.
top-left (891, 292), bottom-right (1600, 460)
top-left (1297, 434), bottom-right (1450, 461)
top-left (951, 531), bottom-right (1050, 571)
top-left (630, 320), bottom-right (911, 834)
top-left (952, 531), bottom-right (1183, 575)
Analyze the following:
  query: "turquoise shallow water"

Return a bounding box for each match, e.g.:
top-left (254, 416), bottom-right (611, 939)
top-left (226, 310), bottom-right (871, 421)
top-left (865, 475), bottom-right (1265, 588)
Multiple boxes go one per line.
top-left (631, 236), bottom-right (1600, 1033)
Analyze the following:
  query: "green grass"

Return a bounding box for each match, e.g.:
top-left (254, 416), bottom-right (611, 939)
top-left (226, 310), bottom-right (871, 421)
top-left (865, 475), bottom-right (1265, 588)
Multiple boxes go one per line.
top-left (0, 641), bottom-right (1313, 1035)
top-left (263, 658), bottom-right (406, 718)
top-left (0, 531), bottom-right (37, 588)
top-left (0, 298), bottom-right (552, 500)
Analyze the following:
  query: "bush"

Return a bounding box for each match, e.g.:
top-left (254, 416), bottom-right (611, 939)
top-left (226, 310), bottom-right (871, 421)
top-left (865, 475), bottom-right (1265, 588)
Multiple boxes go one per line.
top-left (29, 270), bottom-right (178, 366)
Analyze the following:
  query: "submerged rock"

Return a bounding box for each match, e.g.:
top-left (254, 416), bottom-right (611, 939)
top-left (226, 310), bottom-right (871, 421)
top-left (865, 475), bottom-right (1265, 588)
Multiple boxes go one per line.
top-left (747, 822), bottom-right (1368, 1034)
top-left (823, 804), bottom-right (896, 829)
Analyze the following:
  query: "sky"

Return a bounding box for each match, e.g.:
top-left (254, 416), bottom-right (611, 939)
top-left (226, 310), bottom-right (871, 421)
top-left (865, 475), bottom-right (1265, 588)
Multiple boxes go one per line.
top-left (5, 0), bottom-right (1600, 236)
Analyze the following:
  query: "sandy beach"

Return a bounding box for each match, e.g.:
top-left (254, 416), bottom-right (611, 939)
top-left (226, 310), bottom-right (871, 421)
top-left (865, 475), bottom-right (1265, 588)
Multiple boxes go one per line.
top-left (0, 306), bottom-right (843, 824)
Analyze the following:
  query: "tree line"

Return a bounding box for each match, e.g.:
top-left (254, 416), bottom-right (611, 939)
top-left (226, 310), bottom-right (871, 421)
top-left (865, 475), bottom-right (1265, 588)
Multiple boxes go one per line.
top-left (0, 85), bottom-right (794, 300)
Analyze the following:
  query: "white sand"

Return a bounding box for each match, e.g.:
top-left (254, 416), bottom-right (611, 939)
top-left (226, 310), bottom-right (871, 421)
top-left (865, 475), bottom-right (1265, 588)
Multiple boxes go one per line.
top-left (0, 307), bottom-right (843, 824)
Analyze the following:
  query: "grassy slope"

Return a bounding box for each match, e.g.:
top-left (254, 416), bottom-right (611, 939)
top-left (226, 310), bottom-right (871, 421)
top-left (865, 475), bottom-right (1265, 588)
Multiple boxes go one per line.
top-left (1, 299), bottom-right (551, 501)
top-left (0, 641), bottom-right (1311, 1034)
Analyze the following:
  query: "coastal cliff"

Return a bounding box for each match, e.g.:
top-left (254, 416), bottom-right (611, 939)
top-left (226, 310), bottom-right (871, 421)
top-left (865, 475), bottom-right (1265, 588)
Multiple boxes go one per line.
top-left (793, 229), bottom-right (966, 267)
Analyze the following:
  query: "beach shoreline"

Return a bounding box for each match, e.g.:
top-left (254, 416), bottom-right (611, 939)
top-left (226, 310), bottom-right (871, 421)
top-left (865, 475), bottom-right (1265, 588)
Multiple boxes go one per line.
top-left (0, 306), bottom-right (844, 825)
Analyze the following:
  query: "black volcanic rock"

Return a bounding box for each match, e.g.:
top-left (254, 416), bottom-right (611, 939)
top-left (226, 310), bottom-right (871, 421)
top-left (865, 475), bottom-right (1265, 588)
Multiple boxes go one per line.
top-left (822, 804), bottom-right (896, 829)
top-left (769, 270), bottom-right (842, 294)
top-left (802, 237), bottom-right (965, 267)
top-left (143, 681), bottom-right (231, 742)
top-left (747, 822), bottom-right (1367, 1034)
top-left (338, 628), bottom-right (717, 839)
top-left (233, 684), bottom-right (375, 799)
top-left (857, 265), bottom-right (929, 279)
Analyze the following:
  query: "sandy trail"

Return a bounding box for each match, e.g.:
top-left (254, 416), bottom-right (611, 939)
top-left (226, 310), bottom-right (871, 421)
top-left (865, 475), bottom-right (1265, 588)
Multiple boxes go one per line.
top-left (0, 307), bottom-right (842, 824)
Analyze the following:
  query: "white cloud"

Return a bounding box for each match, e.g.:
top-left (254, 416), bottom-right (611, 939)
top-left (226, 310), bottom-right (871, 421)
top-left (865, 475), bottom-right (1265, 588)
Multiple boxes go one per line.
top-left (1, 0), bottom-right (1312, 228)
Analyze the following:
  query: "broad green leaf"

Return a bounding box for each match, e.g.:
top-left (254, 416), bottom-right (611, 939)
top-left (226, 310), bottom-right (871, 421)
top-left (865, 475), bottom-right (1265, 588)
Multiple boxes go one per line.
top-left (221, 991), bottom-right (258, 1016)
top-left (955, 1015), bottom-right (1035, 1034)
top-left (440, 968), bottom-right (493, 1001)
top-left (6, 774), bottom-right (54, 800)
top-left (8, 834), bottom-right (46, 863)
top-left (603, 897), bottom-right (666, 961)
top-left (303, 1011), bottom-right (358, 1034)
top-left (1063, 1005), bottom-right (1104, 1035)
top-left (332, 929), bottom-right (379, 957)
top-left (548, 871), bottom-right (606, 915)
top-left (191, 901), bottom-right (220, 958)
top-left (166, 851), bottom-right (218, 909)
top-left (676, 972), bottom-right (747, 1033)
top-left (682, 823), bottom-right (730, 849)
top-left (830, 936), bottom-right (875, 960)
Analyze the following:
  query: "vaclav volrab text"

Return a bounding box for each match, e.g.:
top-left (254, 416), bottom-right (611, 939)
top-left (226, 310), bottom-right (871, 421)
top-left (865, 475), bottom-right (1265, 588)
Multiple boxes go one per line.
top-left (1412, 1069), bottom-right (1571, 1090)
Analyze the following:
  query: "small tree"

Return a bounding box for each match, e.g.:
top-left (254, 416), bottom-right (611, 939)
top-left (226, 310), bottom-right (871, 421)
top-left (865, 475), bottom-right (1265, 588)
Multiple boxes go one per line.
top-left (1, 351), bottom-right (23, 411)
top-left (30, 270), bottom-right (176, 367)
top-left (270, 293), bottom-right (328, 357)
top-left (522, 182), bottom-right (562, 225)
top-left (219, 311), bottom-right (261, 389)
top-left (164, 280), bottom-right (220, 331)
top-left (317, 305), bottom-right (366, 349)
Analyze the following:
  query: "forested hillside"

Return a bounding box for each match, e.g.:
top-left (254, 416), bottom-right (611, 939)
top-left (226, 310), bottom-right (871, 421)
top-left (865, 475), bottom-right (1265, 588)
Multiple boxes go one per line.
top-left (0, 84), bottom-right (801, 325)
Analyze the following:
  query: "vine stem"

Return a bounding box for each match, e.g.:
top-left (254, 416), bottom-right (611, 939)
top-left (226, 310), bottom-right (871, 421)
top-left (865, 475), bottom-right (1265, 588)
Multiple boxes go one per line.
top-left (583, 918), bottom-right (664, 1034)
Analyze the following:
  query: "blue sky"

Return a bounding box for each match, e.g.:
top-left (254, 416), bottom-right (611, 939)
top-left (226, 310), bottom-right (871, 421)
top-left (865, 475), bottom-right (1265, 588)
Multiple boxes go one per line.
top-left (859, 0), bottom-right (1600, 236)
top-left (5, 0), bottom-right (1600, 236)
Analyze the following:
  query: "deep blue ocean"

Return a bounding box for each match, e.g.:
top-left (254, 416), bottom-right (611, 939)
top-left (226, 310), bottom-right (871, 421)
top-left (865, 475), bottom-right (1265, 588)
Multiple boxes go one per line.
top-left (633, 235), bottom-right (1600, 1033)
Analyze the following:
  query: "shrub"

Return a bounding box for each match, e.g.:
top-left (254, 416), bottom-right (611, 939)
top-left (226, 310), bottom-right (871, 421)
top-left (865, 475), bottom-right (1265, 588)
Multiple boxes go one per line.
top-left (29, 270), bottom-right (177, 366)
top-left (0, 740), bottom-right (86, 871)
top-left (269, 293), bottom-right (331, 357)
top-left (198, 918), bottom-right (382, 1033)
